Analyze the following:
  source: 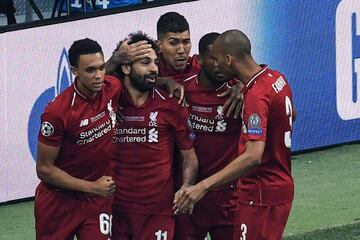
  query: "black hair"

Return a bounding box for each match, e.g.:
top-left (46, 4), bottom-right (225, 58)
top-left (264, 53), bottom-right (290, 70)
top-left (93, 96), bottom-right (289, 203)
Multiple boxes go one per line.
top-left (68, 38), bottom-right (103, 67)
top-left (157, 12), bottom-right (189, 39)
top-left (113, 31), bottom-right (158, 78)
top-left (198, 32), bottom-right (220, 57)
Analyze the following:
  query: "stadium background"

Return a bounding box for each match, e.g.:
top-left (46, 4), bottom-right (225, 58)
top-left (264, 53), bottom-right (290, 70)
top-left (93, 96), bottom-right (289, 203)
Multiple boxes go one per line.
top-left (0, 0), bottom-right (359, 208)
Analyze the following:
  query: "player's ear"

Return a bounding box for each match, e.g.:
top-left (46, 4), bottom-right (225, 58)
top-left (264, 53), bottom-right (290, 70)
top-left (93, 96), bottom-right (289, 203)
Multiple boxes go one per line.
top-left (198, 55), bottom-right (203, 66)
top-left (121, 65), bottom-right (131, 75)
top-left (71, 66), bottom-right (78, 77)
top-left (156, 40), bottom-right (162, 53)
top-left (225, 54), bottom-right (232, 66)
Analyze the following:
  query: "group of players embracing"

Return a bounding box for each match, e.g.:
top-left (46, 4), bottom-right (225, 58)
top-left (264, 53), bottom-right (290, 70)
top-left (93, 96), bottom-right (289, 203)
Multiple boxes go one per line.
top-left (35, 11), bottom-right (295, 240)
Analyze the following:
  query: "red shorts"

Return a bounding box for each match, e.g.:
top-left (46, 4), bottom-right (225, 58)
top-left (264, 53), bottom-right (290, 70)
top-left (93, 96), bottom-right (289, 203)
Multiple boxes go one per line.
top-left (113, 210), bottom-right (174, 240)
top-left (34, 183), bottom-right (113, 240)
top-left (175, 185), bottom-right (240, 240)
top-left (234, 202), bottom-right (292, 240)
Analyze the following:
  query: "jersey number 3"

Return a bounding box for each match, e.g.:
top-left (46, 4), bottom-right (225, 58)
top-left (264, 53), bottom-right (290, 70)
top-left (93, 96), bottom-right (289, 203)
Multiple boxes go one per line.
top-left (284, 96), bottom-right (293, 148)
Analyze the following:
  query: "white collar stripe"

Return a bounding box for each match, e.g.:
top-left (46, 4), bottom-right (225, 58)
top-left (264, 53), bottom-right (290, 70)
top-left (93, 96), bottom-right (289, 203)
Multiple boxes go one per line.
top-left (246, 66), bottom-right (268, 87)
top-left (154, 89), bottom-right (166, 100)
top-left (183, 74), bottom-right (197, 83)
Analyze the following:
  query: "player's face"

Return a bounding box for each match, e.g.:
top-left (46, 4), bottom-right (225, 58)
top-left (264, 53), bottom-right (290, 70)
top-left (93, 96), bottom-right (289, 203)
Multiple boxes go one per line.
top-left (201, 45), bottom-right (233, 85)
top-left (129, 49), bottom-right (159, 93)
top-left (212, 40), bottom-right (234, 79)
top-left (72, 52), bottom-right (105, 98)
top-left (158, 31), bottom-right (191, 73)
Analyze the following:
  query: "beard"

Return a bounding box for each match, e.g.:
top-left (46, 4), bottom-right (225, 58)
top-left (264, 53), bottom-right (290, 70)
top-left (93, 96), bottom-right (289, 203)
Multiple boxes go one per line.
top-left (129, 69), bottom-right (157, 93)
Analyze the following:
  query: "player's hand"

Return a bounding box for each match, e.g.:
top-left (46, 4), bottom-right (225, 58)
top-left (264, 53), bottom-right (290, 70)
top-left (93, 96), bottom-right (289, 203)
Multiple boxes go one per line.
top-left (116, 105), bottom-right (125, 123)
top-left (217, 82), bottom-right (243, 118)
top-left (115, 40), bottom-right (152, 64)
top-left (156, 77), bottom-right (188, 106)
top-left (91, 176), bottom-right (116, 197)
top-left (173, 182), bottom-right (208, 215)
top-left (167, 79), bottom-right (187, 107)
top-left (173, 184), bottom-right (190, 215)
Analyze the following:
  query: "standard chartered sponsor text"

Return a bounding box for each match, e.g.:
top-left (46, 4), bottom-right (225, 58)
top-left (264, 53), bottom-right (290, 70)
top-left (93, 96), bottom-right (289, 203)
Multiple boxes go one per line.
top-left (190, 114), bottom-right (227, 132)
top-left (113, 127), bottom-right (147, 143)
top-left (77, 120), bottom-right (112, 145)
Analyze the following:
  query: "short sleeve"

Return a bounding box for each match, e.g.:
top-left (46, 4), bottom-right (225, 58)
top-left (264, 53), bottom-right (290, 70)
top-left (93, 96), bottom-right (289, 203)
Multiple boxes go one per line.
top-left (38, 111), bottom-right (65, 147)
top-left (170, 103), bottom-right (194, 150)
top-left (242, 89), bottom-right (269, 142)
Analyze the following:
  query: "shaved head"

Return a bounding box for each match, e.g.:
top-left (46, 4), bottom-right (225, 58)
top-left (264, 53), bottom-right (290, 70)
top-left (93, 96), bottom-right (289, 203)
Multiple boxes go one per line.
top-left (215, 29), bottom-right (251, 60)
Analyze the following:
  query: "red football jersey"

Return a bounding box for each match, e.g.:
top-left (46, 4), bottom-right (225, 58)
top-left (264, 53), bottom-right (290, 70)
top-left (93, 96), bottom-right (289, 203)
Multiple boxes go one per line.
top-left (38, 75), bottom-right (121, 181)
top-left (112, 88), bottom-right (193, 215)
top-left (158, 54), bottom-right (201, 83)
top-left (183, 75), bottom-right (241, 184)
top-left (239, 65), bottom-right (294, 206)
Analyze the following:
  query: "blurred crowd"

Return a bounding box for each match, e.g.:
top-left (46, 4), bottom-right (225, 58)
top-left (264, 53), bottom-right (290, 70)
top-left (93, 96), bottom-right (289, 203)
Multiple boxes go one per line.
top-left (0, 0), bottom-right (156, 26)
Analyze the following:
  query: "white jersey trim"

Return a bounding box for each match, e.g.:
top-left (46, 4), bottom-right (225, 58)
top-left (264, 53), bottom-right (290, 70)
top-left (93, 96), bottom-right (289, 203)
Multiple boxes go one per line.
top-left (246, 66), bottom-right (269, 87)
top-left (71, 92), bottom-right (76, 107)
top-left (183, 74), bottom-right (197, 83)
top-left (154, 89), bottom-right (166, 100)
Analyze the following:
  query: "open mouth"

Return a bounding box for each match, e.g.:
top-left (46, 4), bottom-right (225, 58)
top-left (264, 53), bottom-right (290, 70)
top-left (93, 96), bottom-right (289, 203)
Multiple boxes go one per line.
top-left (145, 75), bottom-right (157, 83)
top-left (215, 72), bottom-right (224, 78)
top-left (175, 57), bottom-right (187, 66)
top-left (93, 82), bottom-right (104, 87)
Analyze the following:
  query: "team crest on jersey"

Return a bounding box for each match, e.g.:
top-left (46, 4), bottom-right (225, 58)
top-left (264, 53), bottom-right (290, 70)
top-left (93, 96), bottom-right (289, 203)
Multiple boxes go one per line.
top-left (215, 106), bottom-right (224, 120)
top-left (107, 100), bottom-right (116, 128)
top-left (247, 114), bottom-right (262, 135)
top-left (149, 111), bottom-right (158, 126)
top-left (41, 121), bottom-right (54, 137)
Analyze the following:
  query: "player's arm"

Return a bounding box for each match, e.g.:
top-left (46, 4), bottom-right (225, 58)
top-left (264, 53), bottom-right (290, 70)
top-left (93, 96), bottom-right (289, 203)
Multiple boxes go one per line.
top-left (36, 142), bottom-right (116, 197)
top-left (105, 40), bottom-right (152, 77)
top-left (173, 147), bottom-right (198, 215)
top-left (179, 148), bottom-right (198, 187)
top-left (174, 140), bottom-right (264, 214)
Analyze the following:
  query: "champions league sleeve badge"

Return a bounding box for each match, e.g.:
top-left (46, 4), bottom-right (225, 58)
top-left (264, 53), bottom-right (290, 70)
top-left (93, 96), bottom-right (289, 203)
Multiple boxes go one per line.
top-left (247, 113), bottom-right (263, 135)
top-left (41, 121), bottom-right (55, 137)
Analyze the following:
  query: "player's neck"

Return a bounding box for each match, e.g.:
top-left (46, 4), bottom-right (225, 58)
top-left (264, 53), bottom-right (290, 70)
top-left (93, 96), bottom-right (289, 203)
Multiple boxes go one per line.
top-left (234, 62), bottom-right (262, 85)
top-left (198, 71), bottom-right (221, 89)
top-left (124, 79), bottom-right (150, 107)
top-left (75, 79), bottom-right (98, 99)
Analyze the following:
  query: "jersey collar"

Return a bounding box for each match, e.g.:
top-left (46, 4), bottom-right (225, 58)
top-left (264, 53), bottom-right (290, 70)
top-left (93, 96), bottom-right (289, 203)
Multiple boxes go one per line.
top-left (241, 64), bottom-right (268, 94)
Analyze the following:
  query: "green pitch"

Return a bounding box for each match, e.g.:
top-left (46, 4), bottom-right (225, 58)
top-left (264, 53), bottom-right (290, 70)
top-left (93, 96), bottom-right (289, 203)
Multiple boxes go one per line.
top-left (0, 143), bottom-right (359, 240)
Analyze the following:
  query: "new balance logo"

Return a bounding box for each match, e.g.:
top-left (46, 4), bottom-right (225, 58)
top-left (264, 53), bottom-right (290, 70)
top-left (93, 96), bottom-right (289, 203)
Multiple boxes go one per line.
top-left (80, 119), bottom-right (89, 127)
top-left (148, 128), bottom-right (158, 143)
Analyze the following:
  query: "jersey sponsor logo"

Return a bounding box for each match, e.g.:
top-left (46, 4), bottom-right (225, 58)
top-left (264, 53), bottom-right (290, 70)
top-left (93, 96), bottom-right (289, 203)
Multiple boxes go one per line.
top-left (80, 119), bottom-right (89, 127)
top-left (149, 111), bottom-right (158, 126)
top-left (77, 119), bottom-right (112, 145)
top-left (113, 127), bottom-right (147, 143)
top-left (113, 127), bottom-right (160, 143)
top-left (189, 113), bottom-right (228, 133)
top-left (148, 128), bottom-right (159, 143)
top-left (247, 114), bottom-right (263, 135)
top-left (28, 48), bottom-right (73, 161)
top-left (40, 121), bottom-right (54, 137)
top-left (215, 119), bottom-right (227, 132)
top-left (191, 105), bottom-right (213, 113)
